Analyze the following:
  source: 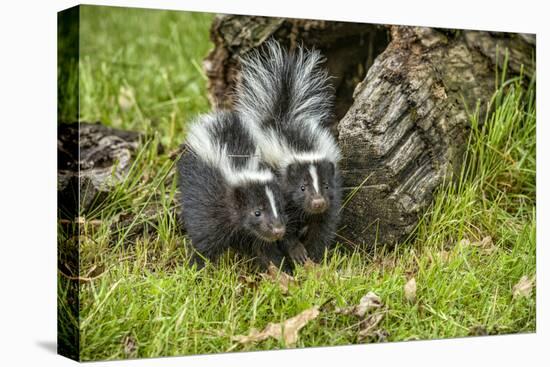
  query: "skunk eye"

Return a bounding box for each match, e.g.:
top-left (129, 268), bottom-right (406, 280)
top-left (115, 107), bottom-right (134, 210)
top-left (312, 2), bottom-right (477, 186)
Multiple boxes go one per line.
top-left (254, 210), bottom-right (261, 217)
top-left (300, 185), bottom-right (305, 191)
top-left (324, 183), bottom-right (329, 189)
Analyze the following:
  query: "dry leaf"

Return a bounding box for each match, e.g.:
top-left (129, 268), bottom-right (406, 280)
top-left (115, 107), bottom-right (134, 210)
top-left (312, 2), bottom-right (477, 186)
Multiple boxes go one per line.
top-left (303, 259), bottom-right (316, 271)
top-left (480, 236), bottom-right (497, 254)
top-left (470, 236), bottom-right (497, 255)
top-left (459, 236), bottom-right (497, 255)
top-left (439, 250), bottom-right (451, 262)
top-left (358, 312), bottom-right (385, 341)
top-left (333, 292), bottom-right (386, 342)
top-left (236, 274), bottom-right (259, 295)
top-left (232, 306), bottom-right (319, 347)
top-left (513, 275), bottom-right (535, 299)
top-left (478, 236), bottom-right (493, 248)
top-left (303, 259), bottom-right (323, 279)
top-left (458, 238), bottom-right (471, 248)
top-left (335, 291), bottom-right (383, 317)
top-left (404, 278), bottom-right (417, 303)
top-left (118, 86), bottom-right (135, 110)
top-left (122, 334), bottom-right (138, 358)
top-left (261, 264), bottom-right (296, 294)
top-left (361, 329), bottom-right (389, 343)
top-left (238, 274), bottom-right (259, 289)
top-left (468, 325), bottom-right (488, 336)
top-left (75, 216), bottom-right (102, 227)
top-left (380, 256), bottom-right (397, 271)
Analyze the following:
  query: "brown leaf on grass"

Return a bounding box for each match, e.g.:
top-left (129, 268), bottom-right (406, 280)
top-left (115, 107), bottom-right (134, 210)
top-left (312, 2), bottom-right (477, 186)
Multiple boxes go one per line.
top-left (332, 292), bottom-right (387, 342)
top-left (459, 236), bottom-right (497, 255)
top-left (439, 250), bottom-right (451, 263)
top-left (232, 307), bottom-right (320, 347)
top-left (335, 291), bottom-right (383, 317)
top-left (360, 328), bottom-right (389, 343)
top-left (379, 254), bottom-right (398, 271)
top-left (473, 236), bottom-right (497, 255)
top-left (76, 216), bottom-right (103, 227)
top-left (468, 325), bottom-right (488, 336)
top-left (261, 264), bottom-right (296, 294)
top-left (404, 278), bottom-right (417, 303)
top-left (122, 334), bottom-right (138, 358)
top-left (118, 86), bottom-right (135, 111)
top-left (457, 238), bottom-right (471, 251)
top-left (303, 259), bottom-right (323, 279)
top-left (479, 236), bottom-right (493, 248)
top-left (303, 259), bottom-right (316, 271)
top-left (358, 312), bottom-right (386, 342)
top-left (513, 275), bottom-right (535, 299)
top-left (235, 274), bottom-right (260, 295)
top-left (238, 274), bottom-right (259, 289)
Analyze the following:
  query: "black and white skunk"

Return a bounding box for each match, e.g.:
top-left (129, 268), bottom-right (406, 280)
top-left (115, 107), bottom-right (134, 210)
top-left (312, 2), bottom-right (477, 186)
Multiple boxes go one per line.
top-left (177, 110), bottom-right (288, 270)
top-left (235, 40), bottom-right (342, 265)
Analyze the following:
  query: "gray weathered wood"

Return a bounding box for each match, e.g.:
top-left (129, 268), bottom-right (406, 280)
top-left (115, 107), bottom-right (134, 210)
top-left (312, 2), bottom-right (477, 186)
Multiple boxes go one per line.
top-left (204, 20), bottom-right (535, 248)
top-left (204, 14), bottom-right (389, 122)
top-left (337, 26), bottom-right (534, 247)
top-left (57, 122), bottom-right (141, 218)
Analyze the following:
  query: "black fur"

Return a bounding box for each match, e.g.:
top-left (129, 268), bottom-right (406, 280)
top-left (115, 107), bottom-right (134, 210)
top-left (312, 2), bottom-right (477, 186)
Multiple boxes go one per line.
top-left (280, 160), bottom-right (342, 264)
top-left (237, 40), bottom-right (334, 132)
top-left (178, 111), bottom-right (288, 271)
top-left (236, 41), bottom-right (343, 266)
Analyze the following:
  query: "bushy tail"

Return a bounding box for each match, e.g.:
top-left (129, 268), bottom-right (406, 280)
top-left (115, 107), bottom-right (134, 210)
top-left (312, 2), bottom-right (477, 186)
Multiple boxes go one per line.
top-left (235, 39), bottom-right (334, 128)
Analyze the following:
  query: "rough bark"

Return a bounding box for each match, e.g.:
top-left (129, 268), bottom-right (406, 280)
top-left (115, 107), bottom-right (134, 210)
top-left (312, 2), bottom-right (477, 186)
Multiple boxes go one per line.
top-left (204, 19), bottom-right (535, 248)
top-left (57, 122), bottom-right (141, 219)
top-left (337, 27), bottom-right (534, 247)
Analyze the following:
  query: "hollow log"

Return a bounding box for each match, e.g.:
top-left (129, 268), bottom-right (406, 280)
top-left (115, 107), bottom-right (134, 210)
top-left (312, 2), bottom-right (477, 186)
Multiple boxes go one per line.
top-left (57, 122), bottom-right (141, 219)
top-left (204, 14), bottom-right (389, 123)
top-left (337, 27), bottom-right (534, 246)
top-left (339, 27), bottom-right (492, 247)
top-left (205, 18), bottom-right (535, 248)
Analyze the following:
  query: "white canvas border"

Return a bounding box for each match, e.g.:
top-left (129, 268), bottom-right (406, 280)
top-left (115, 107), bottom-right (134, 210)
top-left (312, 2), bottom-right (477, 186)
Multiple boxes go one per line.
top-left (0, 0), bottom-right (545, 366)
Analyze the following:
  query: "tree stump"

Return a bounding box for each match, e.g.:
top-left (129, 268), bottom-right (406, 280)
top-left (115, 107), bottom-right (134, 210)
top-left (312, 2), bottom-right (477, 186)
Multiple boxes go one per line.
top-left (204, 17), bottom-right (535, 248)
top-left (57, 122), bottom-right (141, 219)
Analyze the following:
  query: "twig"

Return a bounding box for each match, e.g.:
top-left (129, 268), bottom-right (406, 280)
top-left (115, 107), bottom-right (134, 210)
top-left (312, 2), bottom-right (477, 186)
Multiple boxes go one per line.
top-left (58, 266), bottom-right (109, 283)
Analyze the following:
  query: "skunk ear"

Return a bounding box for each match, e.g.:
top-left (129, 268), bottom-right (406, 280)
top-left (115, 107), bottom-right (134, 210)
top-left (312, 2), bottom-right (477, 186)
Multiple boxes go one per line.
top-left (286, 163), bottom-right (298, 178)
top-left (229, 186), bottom-right (247, 208)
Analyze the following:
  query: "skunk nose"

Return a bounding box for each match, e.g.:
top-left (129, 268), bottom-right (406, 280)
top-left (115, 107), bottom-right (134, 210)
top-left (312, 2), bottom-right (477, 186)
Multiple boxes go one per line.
top-left (311, 197), bottom-right (327, 212)
top-left (272, 225), bottom-right (286, 239)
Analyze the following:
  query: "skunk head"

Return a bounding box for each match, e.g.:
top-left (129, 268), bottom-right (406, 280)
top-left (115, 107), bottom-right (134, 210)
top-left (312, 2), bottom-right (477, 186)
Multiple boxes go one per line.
top-left (228, 179), bottom-right (287, 242)
top-left (284, 160), bottom-right (336, 215)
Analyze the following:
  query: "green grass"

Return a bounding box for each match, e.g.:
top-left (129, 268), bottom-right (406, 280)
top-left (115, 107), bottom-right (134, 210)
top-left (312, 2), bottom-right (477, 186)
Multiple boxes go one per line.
top-left (58, 5), bottom-right (536, 361)
top-left (78, 5), bottom-right (213, 146)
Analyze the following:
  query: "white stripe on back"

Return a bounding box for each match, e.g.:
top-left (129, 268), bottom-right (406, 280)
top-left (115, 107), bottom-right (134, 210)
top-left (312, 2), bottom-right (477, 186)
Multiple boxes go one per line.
top-left (265, 186), bottom-right (278, 219)
top-left (309, 164), bottom-right (319, 193)
top-left (185, 113), bottom-right (276, 187)
top-left (228, 169), bottom-right (274, 186)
